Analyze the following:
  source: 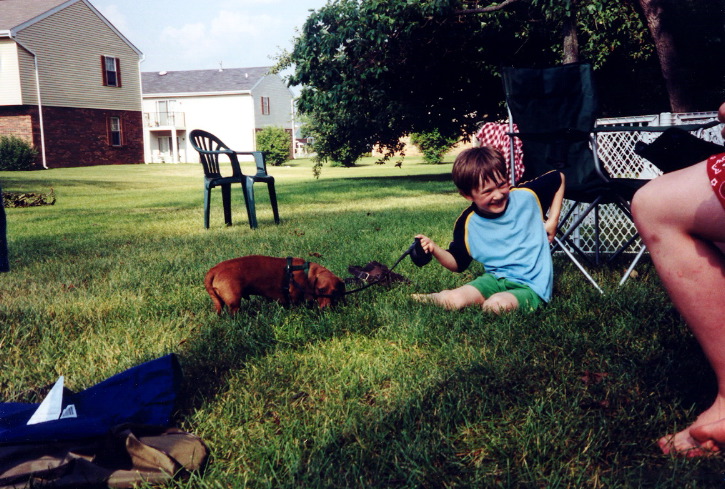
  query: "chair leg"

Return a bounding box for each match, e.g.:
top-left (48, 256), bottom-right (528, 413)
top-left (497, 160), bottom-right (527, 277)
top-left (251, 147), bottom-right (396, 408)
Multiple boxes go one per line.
top-left (203, 188), bottom-right (212, 229)
top-left (594, 204), bottom-right (601, 266)
top-left (268, 182), bottom-right (280, 224)
top-left (606, 200), bottom-right (639, 263)
top-left (557, 199), bottom-right (601, 267)
top-left (619, 244), bottom-right (647, 287)
top-left (242, 179), bottom-right (257, 229)
top-left (221, 184), bottom-right (233, 226)
top-left (554, 236), bottom-right (605, 295)
top-left (608, 232), bottom-right (640, 263)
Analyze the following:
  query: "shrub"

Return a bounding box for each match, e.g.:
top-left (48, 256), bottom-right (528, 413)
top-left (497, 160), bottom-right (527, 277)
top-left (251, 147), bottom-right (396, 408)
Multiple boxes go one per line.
top-left (0, 135), bottom-right (38, 171)
top-left (256, 127), bottom-right (291, 166)
top-left (410, 130), bottom-right (458, 164)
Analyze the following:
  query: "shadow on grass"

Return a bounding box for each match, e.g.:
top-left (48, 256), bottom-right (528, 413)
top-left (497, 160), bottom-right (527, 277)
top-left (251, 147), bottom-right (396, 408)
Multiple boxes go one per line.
top-left (174, 311), bottom-right (275, 417)
top-left (174, 299), bottom-right (357, 420)
top-left (286, 322), bottom-right (721, 489)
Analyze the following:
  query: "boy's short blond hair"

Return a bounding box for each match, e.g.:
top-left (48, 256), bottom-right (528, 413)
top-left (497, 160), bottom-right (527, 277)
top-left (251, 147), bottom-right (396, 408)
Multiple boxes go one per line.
top-left (452, 147), bottom-right (508, 196)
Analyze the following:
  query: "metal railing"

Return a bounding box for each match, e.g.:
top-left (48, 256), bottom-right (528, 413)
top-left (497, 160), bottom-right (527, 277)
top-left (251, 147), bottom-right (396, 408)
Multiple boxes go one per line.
top-left (143, 111), bottom-right (186, 129)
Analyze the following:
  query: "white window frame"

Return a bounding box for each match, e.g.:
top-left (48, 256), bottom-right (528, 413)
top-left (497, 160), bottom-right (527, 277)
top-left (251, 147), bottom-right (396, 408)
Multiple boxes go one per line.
top-left (109, 117), bottom-right (122, 146)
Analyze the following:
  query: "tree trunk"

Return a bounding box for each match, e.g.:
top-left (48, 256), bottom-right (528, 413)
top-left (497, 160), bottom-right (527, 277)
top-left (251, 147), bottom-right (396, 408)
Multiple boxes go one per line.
top-left (562, 13), bottom-right (580, 64)
top-left (637, 0), bottom-right (693, 112)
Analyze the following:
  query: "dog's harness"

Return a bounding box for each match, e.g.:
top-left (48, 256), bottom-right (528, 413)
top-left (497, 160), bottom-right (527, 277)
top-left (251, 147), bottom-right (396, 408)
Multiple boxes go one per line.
top-left (283, 257), bottom-right (310, 303)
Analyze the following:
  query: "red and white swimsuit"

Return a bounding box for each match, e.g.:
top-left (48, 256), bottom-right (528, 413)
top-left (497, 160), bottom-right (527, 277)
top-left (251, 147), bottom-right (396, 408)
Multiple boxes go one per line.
top-left (707, 153), bottom-right (725, 210)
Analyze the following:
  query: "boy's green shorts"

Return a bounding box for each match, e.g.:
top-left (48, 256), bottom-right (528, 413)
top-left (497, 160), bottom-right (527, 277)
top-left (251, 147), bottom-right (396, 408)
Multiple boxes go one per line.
top-left (467, 273), bottom-right (544, 312)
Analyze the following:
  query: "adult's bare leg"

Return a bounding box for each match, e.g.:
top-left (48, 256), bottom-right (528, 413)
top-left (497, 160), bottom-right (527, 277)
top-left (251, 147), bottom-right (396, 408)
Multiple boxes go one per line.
top-left (632, 160), bottom-right (725, 456)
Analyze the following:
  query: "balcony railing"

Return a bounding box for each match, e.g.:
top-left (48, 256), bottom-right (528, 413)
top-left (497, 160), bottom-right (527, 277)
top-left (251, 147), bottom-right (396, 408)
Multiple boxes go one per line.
top-left (143, 111), bottom-right (186, 129)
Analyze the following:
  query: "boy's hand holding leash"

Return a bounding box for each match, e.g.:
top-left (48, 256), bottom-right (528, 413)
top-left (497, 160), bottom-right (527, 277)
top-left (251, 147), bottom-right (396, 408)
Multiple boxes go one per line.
top-left (414, 234), bottom-right (458, 272)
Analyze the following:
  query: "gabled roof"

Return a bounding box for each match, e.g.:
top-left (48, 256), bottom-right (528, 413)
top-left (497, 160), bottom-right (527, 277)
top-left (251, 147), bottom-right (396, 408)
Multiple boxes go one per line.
top-left (141, 67), bottom-right (273, 95)
top-left (0, 0), bottom-right (142, 56)
top-left (0, 0), bottom-right (71, 32)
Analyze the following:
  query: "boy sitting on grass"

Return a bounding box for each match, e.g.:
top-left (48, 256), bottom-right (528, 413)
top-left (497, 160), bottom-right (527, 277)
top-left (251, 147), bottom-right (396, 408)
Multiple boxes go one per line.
top-left (413, 146), bottom-right (565, 313)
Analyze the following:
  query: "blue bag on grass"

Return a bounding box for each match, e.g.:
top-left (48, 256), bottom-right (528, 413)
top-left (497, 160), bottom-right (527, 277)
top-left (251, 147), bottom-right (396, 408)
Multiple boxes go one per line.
top-left (0, 354), bottom-right (181, 444)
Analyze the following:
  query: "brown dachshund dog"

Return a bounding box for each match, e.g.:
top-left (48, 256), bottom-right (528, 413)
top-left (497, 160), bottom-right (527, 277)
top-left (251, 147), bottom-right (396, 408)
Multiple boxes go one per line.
top-left (204, 255), bottom-right (345, 314)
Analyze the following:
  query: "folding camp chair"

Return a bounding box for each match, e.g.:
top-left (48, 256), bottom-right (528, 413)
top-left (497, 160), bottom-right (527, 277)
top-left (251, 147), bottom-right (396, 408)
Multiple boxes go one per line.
top-left (502, 63), bottom-right (719, 289)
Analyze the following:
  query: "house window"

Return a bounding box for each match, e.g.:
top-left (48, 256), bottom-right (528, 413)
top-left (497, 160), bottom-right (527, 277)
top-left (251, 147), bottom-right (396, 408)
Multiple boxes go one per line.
top-left (102, 56), bottom-right (121, 87)
top-left (109, 117), bottom-right (122, 146)
top-left (261, 96), bottom-right (270, 115)
top-left (158, 136), bottom-right (171, 154)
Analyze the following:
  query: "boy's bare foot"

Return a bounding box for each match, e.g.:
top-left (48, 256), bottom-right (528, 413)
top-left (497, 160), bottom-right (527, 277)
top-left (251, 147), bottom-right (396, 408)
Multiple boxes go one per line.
top-left (658, 398), bottom-right (725, 457)
top-left (411, 293), bottom-right (434, 303)
top-left (411, 292), bottom-right (457, 309)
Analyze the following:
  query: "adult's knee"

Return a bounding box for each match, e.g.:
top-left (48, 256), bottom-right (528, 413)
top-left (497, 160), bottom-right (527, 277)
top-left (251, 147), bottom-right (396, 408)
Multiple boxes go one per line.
top-left (632, 179), bottom-right (665, 231)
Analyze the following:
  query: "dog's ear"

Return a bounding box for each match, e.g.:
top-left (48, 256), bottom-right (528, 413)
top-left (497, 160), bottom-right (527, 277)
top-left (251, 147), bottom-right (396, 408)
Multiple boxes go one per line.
top-left (307, 263), bottom-right (322, 289)
top-left (306, 264), bottom-right (324, 301)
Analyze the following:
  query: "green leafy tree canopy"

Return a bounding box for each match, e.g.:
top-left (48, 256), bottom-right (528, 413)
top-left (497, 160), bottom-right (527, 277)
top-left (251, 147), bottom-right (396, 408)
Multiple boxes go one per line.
top-left (277, 0), bottom-right (715, 173)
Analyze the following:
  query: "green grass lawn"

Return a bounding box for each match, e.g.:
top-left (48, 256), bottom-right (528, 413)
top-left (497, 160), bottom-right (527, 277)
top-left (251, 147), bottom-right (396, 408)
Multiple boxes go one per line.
top-left (1, 158), bottom-right (722, 488)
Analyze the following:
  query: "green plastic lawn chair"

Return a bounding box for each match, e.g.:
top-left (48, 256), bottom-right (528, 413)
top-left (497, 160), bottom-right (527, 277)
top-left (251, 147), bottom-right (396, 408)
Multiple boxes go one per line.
top-left (190, 129), bottom-right (280, 229)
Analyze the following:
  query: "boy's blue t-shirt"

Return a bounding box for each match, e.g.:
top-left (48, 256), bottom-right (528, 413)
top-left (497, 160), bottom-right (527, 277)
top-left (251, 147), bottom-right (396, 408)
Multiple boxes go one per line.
top-left (447, 171), bottom-right (561, 302)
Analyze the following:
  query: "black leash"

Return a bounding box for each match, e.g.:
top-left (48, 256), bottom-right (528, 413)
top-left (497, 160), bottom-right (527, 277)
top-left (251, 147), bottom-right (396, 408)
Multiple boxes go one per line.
top-left (284, 239), bottom-right (428, 299)
top-left (340, 244), bottom-right (414, 296)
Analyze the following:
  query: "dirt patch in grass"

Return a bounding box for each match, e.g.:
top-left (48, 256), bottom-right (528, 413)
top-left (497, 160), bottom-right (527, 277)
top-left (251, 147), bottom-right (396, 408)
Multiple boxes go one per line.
top-left (3, 188), bottom-right (55, 208)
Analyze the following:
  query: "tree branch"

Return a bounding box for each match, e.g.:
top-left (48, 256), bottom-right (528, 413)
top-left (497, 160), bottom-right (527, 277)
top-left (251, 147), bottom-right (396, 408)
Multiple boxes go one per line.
top-left (454, 0), bottom-right (520, 15)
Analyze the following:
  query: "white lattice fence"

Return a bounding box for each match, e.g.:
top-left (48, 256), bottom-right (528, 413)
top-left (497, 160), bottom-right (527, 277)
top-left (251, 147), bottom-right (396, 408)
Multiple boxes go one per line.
top-left (561, 111), bottom-right (723, 256)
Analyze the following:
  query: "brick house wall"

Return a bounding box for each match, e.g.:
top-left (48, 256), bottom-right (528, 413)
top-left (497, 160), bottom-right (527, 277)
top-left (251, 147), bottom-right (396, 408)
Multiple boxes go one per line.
top-left (0, 107), bottom-right (35, 143)
top-left (0, 106), bottom-right (143, 168)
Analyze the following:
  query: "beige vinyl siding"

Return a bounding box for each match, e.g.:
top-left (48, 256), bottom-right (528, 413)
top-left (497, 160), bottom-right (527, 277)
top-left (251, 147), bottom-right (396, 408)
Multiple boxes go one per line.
top-left (17, 45), bottom-right (39, 105)
top-left (14, 1), bottom-right (141, 111)
top-left (251, 75), bottom-right (293, 129)
top-left (0, 40), bottom-right (23, 105)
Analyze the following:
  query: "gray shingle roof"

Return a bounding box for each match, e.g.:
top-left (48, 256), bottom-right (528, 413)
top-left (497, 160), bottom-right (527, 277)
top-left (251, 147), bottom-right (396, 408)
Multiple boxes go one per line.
top-left (141, 67), bottom-right (272, 95)
top-left (0, 0), bottom-right (75, 32)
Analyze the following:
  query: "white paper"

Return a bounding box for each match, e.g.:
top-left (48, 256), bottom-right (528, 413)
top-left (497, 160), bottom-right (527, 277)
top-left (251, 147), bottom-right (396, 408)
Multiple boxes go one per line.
top-left (27, 376), bottom-right (64, 425)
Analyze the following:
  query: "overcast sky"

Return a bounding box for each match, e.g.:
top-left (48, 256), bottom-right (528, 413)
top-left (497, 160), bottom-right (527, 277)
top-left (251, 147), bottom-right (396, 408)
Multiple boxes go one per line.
top-left (91, 0), bottom-right (330, 74)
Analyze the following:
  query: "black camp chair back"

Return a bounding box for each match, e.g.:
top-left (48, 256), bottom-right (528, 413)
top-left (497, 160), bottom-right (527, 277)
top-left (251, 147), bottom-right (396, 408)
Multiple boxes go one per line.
top-left (502, 63), bottom-right (610, 196)
top-left (190, 129), bottom-right (280, 229)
